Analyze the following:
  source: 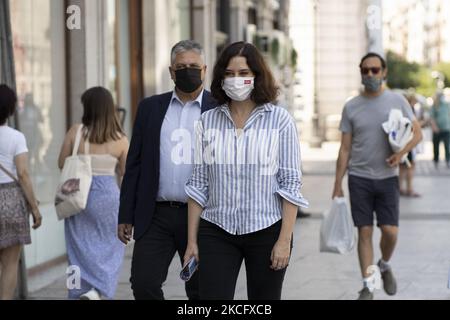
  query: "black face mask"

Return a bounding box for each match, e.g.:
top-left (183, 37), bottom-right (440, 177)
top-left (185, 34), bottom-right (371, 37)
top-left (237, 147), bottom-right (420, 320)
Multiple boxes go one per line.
top-left (174, 68), bottom-right (203, 93)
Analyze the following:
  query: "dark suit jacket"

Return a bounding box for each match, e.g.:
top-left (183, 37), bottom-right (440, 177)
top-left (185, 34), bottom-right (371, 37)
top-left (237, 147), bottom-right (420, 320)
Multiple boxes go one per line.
top-left (118, 90), bottom-right (216, 240)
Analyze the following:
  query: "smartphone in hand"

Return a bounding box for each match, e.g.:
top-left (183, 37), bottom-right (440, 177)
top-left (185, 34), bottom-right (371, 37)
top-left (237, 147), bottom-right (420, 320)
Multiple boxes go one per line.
top-left (180, 257), bottom-right (198, 282)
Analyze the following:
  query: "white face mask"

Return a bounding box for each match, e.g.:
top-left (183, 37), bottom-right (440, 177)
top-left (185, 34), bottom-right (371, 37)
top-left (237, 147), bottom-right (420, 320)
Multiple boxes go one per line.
top-left (222, 77), bottom-right (254, 102)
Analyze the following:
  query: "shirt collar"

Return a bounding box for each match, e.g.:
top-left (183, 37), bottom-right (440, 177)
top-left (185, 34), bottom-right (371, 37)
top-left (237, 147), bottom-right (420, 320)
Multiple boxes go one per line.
top-left (171, 88), bottom-right (204, 108)
top-left (218, 102), bottom-right (274, 114)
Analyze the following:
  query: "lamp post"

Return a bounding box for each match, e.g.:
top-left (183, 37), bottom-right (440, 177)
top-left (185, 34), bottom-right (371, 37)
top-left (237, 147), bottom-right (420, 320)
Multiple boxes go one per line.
top-left (310, 0), bottom-right (322, 148)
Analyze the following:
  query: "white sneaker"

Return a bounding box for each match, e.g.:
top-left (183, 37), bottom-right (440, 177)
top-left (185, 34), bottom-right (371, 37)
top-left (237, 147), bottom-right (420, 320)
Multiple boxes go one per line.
top-left (79, 288), bottom-right (101, 300)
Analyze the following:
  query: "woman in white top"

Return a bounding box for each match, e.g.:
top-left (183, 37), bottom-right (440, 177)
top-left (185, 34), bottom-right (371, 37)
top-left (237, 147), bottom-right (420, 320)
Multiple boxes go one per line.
top-left (0, 84), bottom-right (42, 300)
top-left (58, 86), bottom-right (129, 300)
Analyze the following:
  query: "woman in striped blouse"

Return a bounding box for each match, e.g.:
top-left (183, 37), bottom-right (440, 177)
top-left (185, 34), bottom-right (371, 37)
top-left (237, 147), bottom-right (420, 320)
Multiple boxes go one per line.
top-left (184, 42), bottom-right (309, 300)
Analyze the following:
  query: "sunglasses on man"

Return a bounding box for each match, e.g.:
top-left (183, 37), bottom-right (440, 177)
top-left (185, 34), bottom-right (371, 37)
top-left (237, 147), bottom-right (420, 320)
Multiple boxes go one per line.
top-left (360, 67), bottom-right (382, 75)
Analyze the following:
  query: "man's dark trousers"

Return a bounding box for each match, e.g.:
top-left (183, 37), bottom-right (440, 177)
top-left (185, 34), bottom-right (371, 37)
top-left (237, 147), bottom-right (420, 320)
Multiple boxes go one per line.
top-left (130, 204), bottom-right (199, 300)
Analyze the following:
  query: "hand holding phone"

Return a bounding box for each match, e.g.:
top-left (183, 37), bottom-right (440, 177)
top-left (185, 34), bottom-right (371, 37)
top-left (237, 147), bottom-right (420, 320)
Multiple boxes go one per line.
top-left (180, 256), bottom-right (198, 282)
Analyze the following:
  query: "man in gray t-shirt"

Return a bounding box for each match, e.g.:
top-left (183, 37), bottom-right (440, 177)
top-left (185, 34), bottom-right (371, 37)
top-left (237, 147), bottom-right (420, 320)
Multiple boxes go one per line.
top-left (332, 53), bottom-right (423, 300)
top-left (340, 90), bottom-right (415, 179)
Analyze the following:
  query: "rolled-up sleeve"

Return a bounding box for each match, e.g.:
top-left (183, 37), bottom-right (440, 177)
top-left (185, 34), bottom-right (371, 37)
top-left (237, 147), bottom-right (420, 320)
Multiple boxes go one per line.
top-left (276, 115), bottom-right (309, 208)
top-left (185, 119), bottom-right (209, 208)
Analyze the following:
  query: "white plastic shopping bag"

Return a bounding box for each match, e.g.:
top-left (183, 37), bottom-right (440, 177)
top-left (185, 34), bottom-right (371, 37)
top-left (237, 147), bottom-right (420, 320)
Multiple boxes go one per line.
top-left (382, 109), bottom-right (413, 166)
top-left (320, 197), bottom-right (355, 254)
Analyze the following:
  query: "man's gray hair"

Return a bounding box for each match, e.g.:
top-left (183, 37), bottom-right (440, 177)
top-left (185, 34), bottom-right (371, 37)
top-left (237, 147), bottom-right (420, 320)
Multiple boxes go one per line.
top-left (171, 40), bottom-right (205, 65)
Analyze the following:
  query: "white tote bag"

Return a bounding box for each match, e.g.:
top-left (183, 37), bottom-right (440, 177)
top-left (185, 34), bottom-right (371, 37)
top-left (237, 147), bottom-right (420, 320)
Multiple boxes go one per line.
top-left (54, 125), bottom-right (92, 220)
top-left (320, 197), bottom-right (355, 254)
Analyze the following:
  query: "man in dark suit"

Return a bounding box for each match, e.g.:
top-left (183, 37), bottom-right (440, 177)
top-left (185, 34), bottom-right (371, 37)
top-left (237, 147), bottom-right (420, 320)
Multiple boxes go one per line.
top-left (118, 40), bottom-right (216, 300)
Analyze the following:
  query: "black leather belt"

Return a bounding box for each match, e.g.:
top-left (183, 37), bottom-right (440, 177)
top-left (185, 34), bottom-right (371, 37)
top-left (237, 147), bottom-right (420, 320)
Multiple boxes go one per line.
top-left (156, 201), bottom-right (187, 208)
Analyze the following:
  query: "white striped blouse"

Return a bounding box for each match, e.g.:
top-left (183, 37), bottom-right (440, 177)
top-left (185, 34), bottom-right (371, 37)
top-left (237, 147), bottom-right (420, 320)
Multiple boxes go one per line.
top-left (185, 103), bottom-right (309, 235)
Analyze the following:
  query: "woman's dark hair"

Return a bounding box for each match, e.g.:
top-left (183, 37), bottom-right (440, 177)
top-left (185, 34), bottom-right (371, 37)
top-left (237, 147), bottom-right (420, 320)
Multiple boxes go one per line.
top-left (81, 86), bottom-right (125, 144)
top-left (211, 41), bottom-right (279, 105)
top-left (0, 84), bottom-right (17, 125)
top-left (359, 52), bottom-right (387, 69)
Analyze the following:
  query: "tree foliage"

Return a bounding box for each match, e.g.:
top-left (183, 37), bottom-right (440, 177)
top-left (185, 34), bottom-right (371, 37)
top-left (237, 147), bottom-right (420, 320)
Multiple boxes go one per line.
top-left (386, 50), bottom-right (421, 89)
top-left (385, 50), bottom-right (450, 97)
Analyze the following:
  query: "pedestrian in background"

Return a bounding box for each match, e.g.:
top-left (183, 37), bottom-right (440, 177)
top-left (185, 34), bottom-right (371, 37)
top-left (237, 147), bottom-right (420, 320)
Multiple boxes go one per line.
top-left (332, 53), bottom-right (422, 300)
top-left (183, 41), bottom-right (309, 300)
top-left (58, 86), bottom-right (129, 300)
top-left (430, 91), bottom-right (450, 169)
top-left (118, 40), bottom-right (216, 300)
top-left (399, 92), bottom-right (427, 197)
top-left (0, 84), bottom-right (42, 300)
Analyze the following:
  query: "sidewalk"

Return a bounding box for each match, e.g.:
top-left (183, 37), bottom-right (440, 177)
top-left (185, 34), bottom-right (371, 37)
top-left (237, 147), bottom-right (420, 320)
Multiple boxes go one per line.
top-left (28, 142), bottom-right (450, 300)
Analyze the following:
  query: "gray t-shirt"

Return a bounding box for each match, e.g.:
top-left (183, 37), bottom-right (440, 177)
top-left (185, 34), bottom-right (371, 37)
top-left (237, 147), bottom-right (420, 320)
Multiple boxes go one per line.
top-left (339, 90), bottom-right (415, 179)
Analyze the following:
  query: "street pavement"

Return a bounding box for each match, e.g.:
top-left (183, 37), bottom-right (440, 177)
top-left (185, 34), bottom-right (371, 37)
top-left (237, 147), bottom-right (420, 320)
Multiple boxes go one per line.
top-left (27, 142), bottom-right (450, 300)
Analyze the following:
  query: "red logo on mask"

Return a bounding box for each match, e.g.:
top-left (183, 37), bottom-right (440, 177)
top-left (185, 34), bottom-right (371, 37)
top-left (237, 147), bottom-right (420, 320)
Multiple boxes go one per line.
top-left (244, 80), bottom-right (252, 84)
